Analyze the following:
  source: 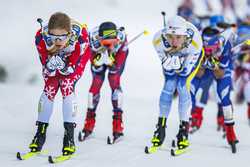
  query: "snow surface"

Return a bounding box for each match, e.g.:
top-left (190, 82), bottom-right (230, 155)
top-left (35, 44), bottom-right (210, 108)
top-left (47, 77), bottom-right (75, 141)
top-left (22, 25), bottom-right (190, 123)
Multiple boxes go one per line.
top-left (0, 0), bottom-right (249, 166)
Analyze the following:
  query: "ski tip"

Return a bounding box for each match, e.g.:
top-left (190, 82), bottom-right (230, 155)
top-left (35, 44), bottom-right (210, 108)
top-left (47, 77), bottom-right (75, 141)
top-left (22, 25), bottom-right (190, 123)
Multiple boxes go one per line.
top-left (230, 142), bottom-right (237, 154)
top-left (171, 140), bottom-right (176, 148)
top-left (189, 127), bottom-right (199, 134)
top-left (222, 133), bottom-right (226, 139)
top-left (170, 149), bottom-right (175, 156)
top-left (145, 146), bottom-right (149, 154)
top-left (78, 131), bottom-right (84, 142)
top-left (78, 131), bottom-right (92, 142)
top-left (107, 136), bottom-right (112, 145)
top-left (16, 152), bottom-right (22, 160)
top-left (48, 155), bottom-right (54, 163)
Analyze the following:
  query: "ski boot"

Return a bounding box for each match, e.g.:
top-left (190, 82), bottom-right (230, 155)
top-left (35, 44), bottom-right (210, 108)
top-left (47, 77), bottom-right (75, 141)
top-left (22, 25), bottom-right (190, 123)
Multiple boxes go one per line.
top-left (78, 109), bottom-right (96, 141)
top-left (190, 107), bottom-right (203, 133)
top-left (176, 121), bottom-right (190, 149)
top-left (171, 121), bottom-right (190, 156)
top-left (217, 105), bottom-right (225, 132)
top-left (145, 117), bottom-right (166, 154)
top-left (108, 110), bottom-right (124, 144)
top-left (224, 123), bottom-right (239, 153)
top-left (62, 122), bottom-right (76, 156)
top-left (29, 121), bottom-right (48, 152)
top-left (151, 117), bottom-right (166, 146)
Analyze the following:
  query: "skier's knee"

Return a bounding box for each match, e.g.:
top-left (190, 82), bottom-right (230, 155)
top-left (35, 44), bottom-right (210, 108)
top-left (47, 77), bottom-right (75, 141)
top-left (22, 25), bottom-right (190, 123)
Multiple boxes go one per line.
top-left (112, 88), bottom-right (123, 109)
top-left (88, 92), bottom-right (100, 110)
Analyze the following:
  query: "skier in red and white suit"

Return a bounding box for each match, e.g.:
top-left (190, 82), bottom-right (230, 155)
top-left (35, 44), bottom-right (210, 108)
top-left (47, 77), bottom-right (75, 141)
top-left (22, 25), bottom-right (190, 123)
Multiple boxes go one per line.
top-left (28, 12), bottom-right (90, 156)
top-left (79, 22), bottom-right (128, 141)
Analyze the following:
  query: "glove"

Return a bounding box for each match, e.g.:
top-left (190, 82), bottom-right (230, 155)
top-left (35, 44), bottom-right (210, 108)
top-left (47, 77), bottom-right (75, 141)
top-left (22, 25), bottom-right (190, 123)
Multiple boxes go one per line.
top-left (93, 53), bottom-right (103, 66)
top-left (106, 52), bottom-right (115, 66)
top-left (43, 67), bottom-right (56, 77)
top-left (58, 66), bottom-right (74, 76)
top-left (205, 56), bottom-right (219, 70)
top-left (54, 55), bottom-right (66, 70)
top-left (93, 50), bottom-right (115, 67)
top-left (45, 56), bottom-right (57, 72)
top-left (45, 55), bottom-right (67, 73)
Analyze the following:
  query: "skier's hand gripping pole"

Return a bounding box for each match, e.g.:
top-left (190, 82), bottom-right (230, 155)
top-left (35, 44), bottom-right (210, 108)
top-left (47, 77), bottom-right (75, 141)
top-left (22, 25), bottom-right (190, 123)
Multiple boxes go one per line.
top-left (37, 18), bottom-right (44, 33)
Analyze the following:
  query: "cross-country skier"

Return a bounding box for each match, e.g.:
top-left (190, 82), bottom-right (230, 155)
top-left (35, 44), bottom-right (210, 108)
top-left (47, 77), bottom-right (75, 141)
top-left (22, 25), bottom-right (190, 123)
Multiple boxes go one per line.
top-left (194, 19), bottom-right (239, 152)
top-left (78, 22), bottom-right (128, 143)
top-left (24, 12), bottom-right (90, 156)
top-left (190, 15), bottom-right (226, 132)
top-left (146, 15), bottom-right (203, 155)
top-left (234, 17), bottom-right (250, 126)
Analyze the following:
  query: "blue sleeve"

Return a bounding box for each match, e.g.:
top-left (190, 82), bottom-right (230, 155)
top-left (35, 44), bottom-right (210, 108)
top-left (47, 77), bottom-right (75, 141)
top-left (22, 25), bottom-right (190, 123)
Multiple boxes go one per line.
top-left (219, 41), bottom-right (233, 69)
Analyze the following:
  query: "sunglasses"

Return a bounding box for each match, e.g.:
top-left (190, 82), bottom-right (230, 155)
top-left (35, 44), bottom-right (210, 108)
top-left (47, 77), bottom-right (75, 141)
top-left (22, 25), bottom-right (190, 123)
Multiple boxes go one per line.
top-left (48, 33), bottom-right (70, 42)
top-left (164, 34), bottom-right (186, 40)
top-left (204, 43), bottom-right (220, 56)
top-left (100, 38), bottom-right (119, 48)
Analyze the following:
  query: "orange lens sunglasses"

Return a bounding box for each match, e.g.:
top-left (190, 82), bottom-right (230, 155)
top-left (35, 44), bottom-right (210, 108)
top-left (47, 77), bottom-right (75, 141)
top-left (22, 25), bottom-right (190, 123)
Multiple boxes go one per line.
top-left (100, 38), bottom-right (119, 48)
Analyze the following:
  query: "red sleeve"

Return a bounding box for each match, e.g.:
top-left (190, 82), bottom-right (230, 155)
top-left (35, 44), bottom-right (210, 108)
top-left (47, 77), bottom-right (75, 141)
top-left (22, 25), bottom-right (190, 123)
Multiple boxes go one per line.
top-left (35, 29), bottom-right (49, 65)
top-left (68, 26), bottom-right (91, 72)
top-left (115, 39), bottom-right (129, 68)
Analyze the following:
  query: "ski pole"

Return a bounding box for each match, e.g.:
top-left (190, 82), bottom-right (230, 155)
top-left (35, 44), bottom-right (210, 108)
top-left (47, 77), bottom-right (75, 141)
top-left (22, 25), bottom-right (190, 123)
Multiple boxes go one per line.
top-left (37, 18), bottom-right (44, 32)
top-left (161, 11), bottom-right (166, 28)
top-left (231, 39), bottom-right (250, 53)
top-left (127, 30), bottom-right (149, 46)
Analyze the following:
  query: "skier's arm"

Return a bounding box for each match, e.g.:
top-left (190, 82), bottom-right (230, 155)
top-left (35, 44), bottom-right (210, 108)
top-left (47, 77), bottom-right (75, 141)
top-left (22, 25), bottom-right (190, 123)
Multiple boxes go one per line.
top-left (67, 26), bottom-right (91, 73)
top-left (114, 38), bottom-right (129, 69)
top-left (35, 29), bottom-right (49, 66)
top-left (152, 31), bottom-right (168, 62)
top-left (178, 26), bottom-right (203, 76)
top-left (212, 29), bottom-right (236, 78)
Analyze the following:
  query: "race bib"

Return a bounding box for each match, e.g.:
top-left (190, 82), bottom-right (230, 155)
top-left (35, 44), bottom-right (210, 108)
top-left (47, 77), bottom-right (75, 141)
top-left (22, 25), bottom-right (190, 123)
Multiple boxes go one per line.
top-left (162, 55), bottom-right (182, 71)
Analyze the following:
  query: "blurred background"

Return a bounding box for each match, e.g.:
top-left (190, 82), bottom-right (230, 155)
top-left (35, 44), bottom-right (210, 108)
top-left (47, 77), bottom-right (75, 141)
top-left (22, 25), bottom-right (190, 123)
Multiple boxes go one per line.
top-left (0, 0), bottom-right (249, 84)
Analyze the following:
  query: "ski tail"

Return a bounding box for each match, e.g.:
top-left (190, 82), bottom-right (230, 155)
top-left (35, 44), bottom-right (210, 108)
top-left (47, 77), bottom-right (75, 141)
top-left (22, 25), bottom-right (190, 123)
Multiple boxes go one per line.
top-left (16, 150), bottom-right (48, 160)
top-left (107, 134), bottom-right (123, 145)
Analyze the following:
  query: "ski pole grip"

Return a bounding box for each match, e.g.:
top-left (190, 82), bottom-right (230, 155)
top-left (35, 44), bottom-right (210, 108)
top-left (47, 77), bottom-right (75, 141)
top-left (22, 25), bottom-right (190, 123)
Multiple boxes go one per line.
top-left (37, 18), bottom-right (43, 24)
top-left (119, 27), bottom-right (125, 31)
